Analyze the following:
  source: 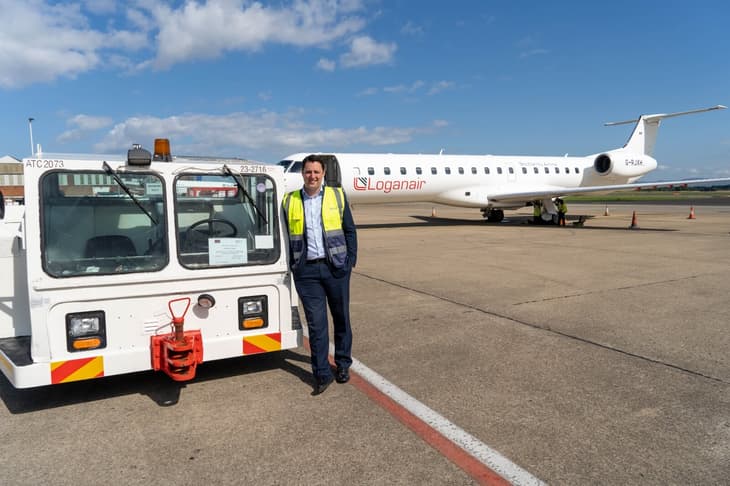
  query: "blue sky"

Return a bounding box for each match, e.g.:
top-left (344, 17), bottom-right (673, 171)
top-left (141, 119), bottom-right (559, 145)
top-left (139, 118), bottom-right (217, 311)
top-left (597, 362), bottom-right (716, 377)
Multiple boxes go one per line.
top-left (1, 0), bottom-right (728, 179)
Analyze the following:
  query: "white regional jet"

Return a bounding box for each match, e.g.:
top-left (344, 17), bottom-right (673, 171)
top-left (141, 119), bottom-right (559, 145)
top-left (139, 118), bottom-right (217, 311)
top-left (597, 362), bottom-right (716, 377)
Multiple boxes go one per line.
top-left (278, 105), bottom-right (727, 222)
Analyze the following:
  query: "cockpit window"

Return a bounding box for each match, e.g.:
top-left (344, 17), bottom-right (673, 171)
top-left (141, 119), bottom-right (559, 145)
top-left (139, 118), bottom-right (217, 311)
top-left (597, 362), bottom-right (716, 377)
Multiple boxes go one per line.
top-left (40, 170), bottom-right (167, 277)
top-left (277, 160), bottom-right (302, 173)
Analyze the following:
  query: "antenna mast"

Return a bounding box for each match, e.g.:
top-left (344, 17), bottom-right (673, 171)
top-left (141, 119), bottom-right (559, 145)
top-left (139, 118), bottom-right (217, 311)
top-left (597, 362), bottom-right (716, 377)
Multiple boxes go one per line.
top-left (28, 117), bottom-right (35, 156)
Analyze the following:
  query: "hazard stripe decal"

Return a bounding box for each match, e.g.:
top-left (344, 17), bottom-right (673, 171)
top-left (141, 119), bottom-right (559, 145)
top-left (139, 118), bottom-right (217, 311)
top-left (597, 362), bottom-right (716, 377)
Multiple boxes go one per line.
top-left (243, 333), bottom-right (282, 355)
top-left (51, 356), bottom-right (104, 384)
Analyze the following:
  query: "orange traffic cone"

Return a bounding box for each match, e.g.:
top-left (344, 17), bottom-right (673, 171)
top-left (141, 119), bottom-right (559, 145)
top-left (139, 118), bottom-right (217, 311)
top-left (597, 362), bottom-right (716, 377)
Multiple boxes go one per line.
top-left (687, 206), bottom-right (696, 219)
top-left (604, 205), bottom-right (610, 216)
top-left (628, 211), bottom-right (639, 229)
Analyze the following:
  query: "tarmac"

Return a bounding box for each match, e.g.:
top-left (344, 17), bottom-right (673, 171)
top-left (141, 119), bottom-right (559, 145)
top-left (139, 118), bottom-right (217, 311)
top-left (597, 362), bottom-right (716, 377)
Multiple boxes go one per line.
top-left (1, 202), bottom-right (729, 485)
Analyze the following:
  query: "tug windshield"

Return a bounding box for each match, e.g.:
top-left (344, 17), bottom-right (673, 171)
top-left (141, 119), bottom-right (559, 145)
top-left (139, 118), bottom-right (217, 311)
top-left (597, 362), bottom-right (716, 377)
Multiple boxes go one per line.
top-left (175, 173), bottom-right (280, 269)
top-left (40, 171), bottom-right (167, 277)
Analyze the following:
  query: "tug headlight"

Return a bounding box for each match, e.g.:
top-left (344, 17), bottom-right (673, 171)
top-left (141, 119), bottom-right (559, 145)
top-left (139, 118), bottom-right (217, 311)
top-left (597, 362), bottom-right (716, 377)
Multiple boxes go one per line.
top-left (66, 311), bottom-right (106, 352)
top-left (239, 296), bottom-right (268, 330)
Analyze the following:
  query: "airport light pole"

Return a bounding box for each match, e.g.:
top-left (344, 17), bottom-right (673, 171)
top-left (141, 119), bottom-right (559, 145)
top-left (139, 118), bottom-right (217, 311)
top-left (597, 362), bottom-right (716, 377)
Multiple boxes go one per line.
top-left (28, 117), bottom-right (35, 156)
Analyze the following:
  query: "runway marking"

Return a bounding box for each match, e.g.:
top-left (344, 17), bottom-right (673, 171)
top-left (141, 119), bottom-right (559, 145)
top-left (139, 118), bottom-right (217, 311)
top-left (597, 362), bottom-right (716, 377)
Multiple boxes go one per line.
top-left (318, 340), bottom-right (545, 485)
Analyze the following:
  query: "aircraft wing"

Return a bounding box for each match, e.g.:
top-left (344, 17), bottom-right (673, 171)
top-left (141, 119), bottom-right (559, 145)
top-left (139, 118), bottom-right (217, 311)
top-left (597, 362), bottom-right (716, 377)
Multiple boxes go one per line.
top-left (488, 177), bottom-right (730, 203)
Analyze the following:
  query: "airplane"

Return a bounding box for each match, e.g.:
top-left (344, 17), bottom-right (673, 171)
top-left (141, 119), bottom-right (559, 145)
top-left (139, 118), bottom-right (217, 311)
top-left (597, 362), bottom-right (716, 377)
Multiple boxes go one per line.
top-left (277, 105), bottom-right (728, 222)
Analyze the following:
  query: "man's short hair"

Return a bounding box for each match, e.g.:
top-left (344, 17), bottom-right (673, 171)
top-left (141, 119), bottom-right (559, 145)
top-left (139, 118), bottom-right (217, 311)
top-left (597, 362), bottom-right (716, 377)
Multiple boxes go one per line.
top-left (302, 155), bottom-right (325, 172)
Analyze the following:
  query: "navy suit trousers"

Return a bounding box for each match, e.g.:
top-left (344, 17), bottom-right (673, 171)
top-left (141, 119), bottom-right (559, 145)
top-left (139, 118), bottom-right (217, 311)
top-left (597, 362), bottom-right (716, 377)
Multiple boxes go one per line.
top-left (294, 260), bottom-right (353, 380)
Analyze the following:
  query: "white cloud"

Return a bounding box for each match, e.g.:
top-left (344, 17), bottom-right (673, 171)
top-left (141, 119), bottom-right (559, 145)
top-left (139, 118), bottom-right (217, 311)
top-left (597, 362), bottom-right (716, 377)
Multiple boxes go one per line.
top-left (516, 36), bottom-right (549, 59)
top-left (361, 80), bottom-right (453, 97)
top-left (148, 0), bottom-right (367, 69)
top-left (401, 21), bottom-right (423, 36)
top-left (427, 80), bottom-right (455, 95)
top-left (317, 58), bottom-right (336, 71)
top-left (0, 0), bottom-right (147, 88)
top-left (83, 0), bottom-right (116, 15)
top-left (340, 36), bottom-right (396, 68)
top-left (57, 114), bottom-right (114, 142)
top-left (519, 48), bottom-right (549, 59)
top-left (357, 87), bottom-right (379, 96)
top-left (0, 0), bottom-right (375, 87)
top-left (383, 80), bottom-right (424, 94)
top-left (93, 110), bottom-right (441, 156)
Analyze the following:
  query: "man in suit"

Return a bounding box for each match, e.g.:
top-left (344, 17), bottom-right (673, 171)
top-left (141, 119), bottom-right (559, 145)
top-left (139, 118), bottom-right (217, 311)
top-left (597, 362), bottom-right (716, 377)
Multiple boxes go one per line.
top-left (282, 155), bottom-right (358, 395)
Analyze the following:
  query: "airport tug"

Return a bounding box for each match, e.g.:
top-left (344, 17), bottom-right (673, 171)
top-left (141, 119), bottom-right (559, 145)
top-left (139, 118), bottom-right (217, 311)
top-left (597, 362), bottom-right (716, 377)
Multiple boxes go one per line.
top-left (0, 140), bottom-right (302, 388)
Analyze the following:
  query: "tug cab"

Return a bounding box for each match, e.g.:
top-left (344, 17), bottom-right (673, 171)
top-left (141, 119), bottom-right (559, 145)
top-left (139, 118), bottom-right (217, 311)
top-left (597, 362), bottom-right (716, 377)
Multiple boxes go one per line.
top-left (0, 141), bottom-right (302, 388)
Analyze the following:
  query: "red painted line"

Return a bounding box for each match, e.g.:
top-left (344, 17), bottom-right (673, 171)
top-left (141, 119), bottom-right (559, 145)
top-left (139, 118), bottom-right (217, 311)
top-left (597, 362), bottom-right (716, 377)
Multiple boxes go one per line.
top-left (348, 371), bottom-right (511, 485)
top-left (303, 337), bottom-right (510, 485)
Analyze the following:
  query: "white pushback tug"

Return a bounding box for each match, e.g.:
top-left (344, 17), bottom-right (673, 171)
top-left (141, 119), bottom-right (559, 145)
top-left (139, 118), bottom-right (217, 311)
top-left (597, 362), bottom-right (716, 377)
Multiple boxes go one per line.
top-left (0, 140), bottom-right (302, 388)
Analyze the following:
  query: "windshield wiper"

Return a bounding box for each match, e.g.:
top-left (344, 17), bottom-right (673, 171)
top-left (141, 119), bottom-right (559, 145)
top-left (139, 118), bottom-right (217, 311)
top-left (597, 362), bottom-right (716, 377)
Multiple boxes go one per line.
top-left (103, 161), bottom-right (158, 225)
top-left (222, 165), bottom-right (268, 224)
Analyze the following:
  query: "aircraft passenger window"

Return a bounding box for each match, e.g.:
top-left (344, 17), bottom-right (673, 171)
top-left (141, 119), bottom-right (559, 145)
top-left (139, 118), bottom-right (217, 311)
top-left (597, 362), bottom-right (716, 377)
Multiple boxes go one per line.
top-left (384, 167), bottom-right (391, 175)
top-left (522, 167), bottom-right (527, 174)
top-left (574, 167), bottom-right (580, 173)
top-left (497, 167), bottom-right (502, 174)
top-left (400, 167), bottom-right (407, 175)
top-left (508, 167), bottom-right (514, 174)
top-left (471, 167), bottom-right (477, 174)
top-left (431, 167), bottom-right (437, 175)
top-left (458, 167), bottom-right (464, 174)
top-left (544, 167), bottom-right (549, 174)
top-left (564, 167), bottom-right (570, 174)
top-left (368, 167), bottom-right (374, 175)
top-left (554, 167), bottom-right (559, 174)
top-left (416, 167), bottom-right (422, 175)
top-left (533, 167), bottom-right (539, 174)
top-left (445, 167), bottom-right (451, 175)
top-left (484, 167), bottom-right (490, 174)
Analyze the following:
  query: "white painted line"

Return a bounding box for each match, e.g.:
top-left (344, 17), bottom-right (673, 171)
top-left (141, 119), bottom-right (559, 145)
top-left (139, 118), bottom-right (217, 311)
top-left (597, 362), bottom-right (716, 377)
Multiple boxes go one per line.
top-left (330, 343), bottom-right (546, 486)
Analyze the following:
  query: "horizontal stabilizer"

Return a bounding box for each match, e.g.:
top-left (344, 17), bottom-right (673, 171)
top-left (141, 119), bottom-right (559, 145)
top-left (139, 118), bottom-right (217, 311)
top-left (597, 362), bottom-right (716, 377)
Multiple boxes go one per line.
top-left (604, 105), bottom-right (726, 126)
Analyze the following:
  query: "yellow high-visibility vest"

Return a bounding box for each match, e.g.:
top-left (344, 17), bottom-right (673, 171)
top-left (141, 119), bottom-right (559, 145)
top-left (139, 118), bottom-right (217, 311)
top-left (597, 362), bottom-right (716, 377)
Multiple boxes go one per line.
top-left (283, 186), bottom-right (347, 267)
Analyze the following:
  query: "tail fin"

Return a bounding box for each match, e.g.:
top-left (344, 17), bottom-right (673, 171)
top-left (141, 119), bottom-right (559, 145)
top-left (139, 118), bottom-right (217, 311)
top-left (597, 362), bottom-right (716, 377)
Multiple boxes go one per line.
top-left (605, 105), bottom-right (726, 156)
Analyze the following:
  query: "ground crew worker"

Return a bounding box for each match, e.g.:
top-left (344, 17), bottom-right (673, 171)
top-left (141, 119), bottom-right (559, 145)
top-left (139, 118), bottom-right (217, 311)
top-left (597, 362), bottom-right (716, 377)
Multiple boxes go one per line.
top-left (282, 155), bottom-right (358, 396)
top-left (533, 201), bottom-right (542, 224)
top-left (556, 198), bottom-right (567, 226)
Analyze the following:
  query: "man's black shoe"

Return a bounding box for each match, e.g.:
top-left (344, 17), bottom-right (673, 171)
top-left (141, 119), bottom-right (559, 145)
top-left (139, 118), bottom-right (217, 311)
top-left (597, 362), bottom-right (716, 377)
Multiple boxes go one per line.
top-left (336, 367), bottom-right (350, 383)
top-left (313, 375), bottom-right (334, 395)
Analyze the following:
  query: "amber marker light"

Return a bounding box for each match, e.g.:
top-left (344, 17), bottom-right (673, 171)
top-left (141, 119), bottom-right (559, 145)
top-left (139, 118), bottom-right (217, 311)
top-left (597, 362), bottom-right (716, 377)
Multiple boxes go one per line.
top-left (72, 337), bottom-right (103, 350)
top-left (242, 317), bottom-right (265, 329)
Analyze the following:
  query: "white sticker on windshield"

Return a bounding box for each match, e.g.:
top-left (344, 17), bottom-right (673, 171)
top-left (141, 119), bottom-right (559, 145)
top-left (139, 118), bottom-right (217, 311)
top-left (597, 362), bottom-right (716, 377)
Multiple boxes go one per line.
top-left (255, 235), bottom-right (274, 249)
top-left (209, 238), bottom-right (248, 265)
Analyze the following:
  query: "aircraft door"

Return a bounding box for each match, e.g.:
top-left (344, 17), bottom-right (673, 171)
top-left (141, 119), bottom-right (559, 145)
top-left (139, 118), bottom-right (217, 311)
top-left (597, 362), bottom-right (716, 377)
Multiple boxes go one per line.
top-left (318, 155), bottom-right (342, 188)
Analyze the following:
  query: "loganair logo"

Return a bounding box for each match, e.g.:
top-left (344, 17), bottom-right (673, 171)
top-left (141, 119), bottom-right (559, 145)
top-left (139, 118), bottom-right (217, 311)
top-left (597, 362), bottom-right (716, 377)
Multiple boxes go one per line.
top-left (353, 177), bottom-right (425, 193)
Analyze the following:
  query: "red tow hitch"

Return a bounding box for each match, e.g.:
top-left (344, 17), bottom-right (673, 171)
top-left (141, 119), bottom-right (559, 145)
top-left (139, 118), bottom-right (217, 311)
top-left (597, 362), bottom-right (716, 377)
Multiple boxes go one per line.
top-left (151, 297), bottom-right (203, 381)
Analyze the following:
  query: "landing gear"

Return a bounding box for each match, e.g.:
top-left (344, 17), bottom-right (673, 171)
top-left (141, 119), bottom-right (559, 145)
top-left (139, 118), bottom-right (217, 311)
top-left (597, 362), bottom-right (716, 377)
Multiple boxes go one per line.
top-left (481, 208), bottom-right (504, 223)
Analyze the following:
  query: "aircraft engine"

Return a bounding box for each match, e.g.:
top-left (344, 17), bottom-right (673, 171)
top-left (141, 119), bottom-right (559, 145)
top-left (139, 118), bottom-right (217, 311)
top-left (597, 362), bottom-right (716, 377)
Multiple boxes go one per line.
top-left (593, 150), bottom-right (657, 177)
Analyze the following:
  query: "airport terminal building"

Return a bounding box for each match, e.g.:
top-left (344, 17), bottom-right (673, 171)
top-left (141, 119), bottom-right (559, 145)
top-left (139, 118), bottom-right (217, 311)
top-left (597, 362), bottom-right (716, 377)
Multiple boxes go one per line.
top-left (0, 155), bottom-right (23, 202)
